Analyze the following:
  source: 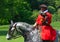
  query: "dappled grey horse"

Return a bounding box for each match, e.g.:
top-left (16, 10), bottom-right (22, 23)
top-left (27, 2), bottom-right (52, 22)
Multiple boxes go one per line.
top-left (6, 21), bottom-right (60, 42)
top-left (6, 22), bottom-right (42, 42)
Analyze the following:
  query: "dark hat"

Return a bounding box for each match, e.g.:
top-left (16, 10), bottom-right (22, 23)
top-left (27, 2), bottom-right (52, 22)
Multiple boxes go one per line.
top-left (40, 4), bottom-right (47, 8)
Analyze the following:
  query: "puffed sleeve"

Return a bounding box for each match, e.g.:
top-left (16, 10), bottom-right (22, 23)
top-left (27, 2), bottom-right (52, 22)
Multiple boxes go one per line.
top-left (46, 12), bottom-right (52, 24)
top-left (36, 15), bottom-right (45, 25)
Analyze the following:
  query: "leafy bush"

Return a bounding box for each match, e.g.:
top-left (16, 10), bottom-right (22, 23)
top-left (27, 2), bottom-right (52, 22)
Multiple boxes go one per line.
top-left (52, 13), bottom-right (60, 22)
top-left (29, 10), bottom-right (39, 24)
top-left (52, 14), bottom-right (58, 22)
top-left (0, 0), bottom-right (32, 25)
top-left (12, 1), bottom-right (33, 24)
top-left (48, 6), bottom-right (56, 14)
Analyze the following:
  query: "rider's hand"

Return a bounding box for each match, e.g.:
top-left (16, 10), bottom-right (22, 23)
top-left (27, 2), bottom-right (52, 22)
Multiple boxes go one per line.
top-left (33, 23), bottom-right (37, 30)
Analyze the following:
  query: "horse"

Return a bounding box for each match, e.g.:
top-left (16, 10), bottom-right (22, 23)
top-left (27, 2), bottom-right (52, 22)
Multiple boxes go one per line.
top-left (6, 21), bottom-right (42, 42)
top-left (6, 21), bottom-right (60, 42)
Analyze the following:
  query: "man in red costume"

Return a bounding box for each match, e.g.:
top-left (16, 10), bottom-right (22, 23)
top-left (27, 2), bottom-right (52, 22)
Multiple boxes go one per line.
top-left (33, 4), bottom-right (56, 42)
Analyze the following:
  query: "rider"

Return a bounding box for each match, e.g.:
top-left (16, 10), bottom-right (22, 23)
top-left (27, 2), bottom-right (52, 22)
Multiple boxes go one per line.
top-left (33, 4), bottom-right (56, 42)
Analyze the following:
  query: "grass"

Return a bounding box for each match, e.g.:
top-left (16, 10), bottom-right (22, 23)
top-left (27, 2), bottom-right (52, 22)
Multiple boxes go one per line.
top-left (0, 21), bottom-right (60, 42)
top-left (0, 25), bottom-right (24, 42)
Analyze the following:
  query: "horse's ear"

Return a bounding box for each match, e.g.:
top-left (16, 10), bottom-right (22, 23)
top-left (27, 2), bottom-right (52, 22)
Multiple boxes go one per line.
top-left (10, 20), bottom-right (14, 25)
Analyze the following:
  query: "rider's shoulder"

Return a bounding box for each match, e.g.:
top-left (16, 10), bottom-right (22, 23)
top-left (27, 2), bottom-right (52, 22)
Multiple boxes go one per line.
top-left (46, 12), bottom-right (52, 16)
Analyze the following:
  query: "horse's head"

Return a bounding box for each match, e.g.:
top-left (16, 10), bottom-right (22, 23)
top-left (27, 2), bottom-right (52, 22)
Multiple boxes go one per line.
top-left (6, 21), bottom-right (30, 40)
top-left (9, 21), bottom-right (32, 35)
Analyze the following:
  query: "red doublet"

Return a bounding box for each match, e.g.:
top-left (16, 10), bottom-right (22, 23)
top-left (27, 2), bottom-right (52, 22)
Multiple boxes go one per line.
top-left (36, 12), bottom-right (56, 40)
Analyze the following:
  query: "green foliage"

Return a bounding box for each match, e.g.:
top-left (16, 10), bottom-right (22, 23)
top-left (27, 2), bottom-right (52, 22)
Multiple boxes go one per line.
top-left (57, 8), bottom-right (60, 21)
top-left (12, 0), bottom-right (32, 24)
top-left (55, 0), bottom-right (60, 8)
top-left (57, 15), bottom-right (60, 21)
top-left (52, 11), bottom-right (60, 22)
top-left (0, 0), bottom-right (32, 25)
top-left (48, 6), bottom-right (56, 14)
top-left (38, 0), bottom-right (55, 5)
top-left (52, 14), bottom-right (58, 22)
top-left (30, 10), bottom-right (39, 23)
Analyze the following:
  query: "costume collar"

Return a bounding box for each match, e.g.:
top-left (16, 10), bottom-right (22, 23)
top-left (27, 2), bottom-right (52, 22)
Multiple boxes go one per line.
top-left (40, 10), bottom-right (48, 14)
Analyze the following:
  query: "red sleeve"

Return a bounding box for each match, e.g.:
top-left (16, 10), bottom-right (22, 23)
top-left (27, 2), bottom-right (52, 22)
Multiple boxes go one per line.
top-left (36, 15), bottom-right (40, 23)
top-left (46, 12), bottom-right (52, 24)
top-left (36, 15), bottom-right (45, 25)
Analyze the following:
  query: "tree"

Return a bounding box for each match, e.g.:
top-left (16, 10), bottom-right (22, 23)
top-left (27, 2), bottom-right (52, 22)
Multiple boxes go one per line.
top-left (0, 0), bottom-right (32, 25)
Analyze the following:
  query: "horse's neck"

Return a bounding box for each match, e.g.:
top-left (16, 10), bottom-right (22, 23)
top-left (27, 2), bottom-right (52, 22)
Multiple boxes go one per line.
top-left (24, 29), bottom-right (41, 42)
